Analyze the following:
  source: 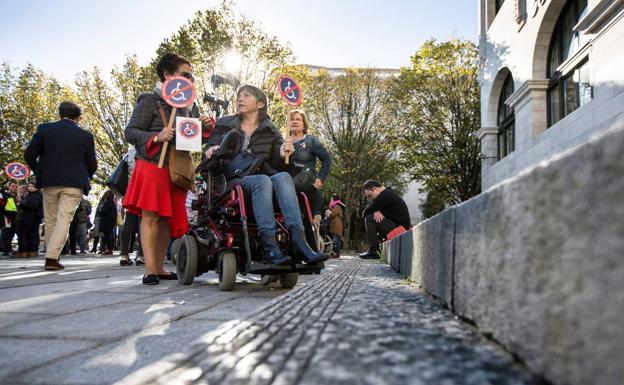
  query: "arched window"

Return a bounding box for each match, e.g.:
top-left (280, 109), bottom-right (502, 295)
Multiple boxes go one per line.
top-left (497, 73), bottom-right (515, 160)
top-left (547, 0), bottom-right (590, 126)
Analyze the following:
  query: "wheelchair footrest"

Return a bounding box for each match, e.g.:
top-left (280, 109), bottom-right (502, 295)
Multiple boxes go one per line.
top-left (246, 261), bottom-right (324, 275)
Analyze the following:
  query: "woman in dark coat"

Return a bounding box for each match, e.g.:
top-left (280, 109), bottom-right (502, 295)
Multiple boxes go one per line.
top-left (16, 182), bottom-right (43, 257)
top-left (123, 53), bottom-right (211, 285)
top-left (328, 195), bottom-right (345, 258)
top-left (96, 190), bottom-right (116, 255)
top-left (204, 85), bottom-right (328, 266)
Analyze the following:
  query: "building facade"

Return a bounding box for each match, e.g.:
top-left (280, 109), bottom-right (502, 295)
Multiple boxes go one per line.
top-left (478, 0), bottom-right (624, 189)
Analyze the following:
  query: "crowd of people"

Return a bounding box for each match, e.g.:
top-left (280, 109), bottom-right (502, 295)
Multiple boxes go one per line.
top-left (2, 52), bottom-right (412, 284)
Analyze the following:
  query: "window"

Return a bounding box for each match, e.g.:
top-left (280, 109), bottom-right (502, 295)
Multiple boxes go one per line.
top-left (547, 0), bottom-right (590, 126)
top-left (497, 73), bottom-right (515, 160)
top-left (495, 0), bottom-right (506, 14)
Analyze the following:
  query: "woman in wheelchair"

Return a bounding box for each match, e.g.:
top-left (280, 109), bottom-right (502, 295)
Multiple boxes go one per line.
top-left (203, 85), bottom-right (328, 266)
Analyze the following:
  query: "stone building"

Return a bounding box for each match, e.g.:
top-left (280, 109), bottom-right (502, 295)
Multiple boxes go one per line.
top-left (478, 0), bottom-right (624, 189)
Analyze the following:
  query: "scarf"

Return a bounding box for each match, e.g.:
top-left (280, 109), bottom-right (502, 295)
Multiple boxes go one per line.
top-left (329, 199), bottom-right (344, 211)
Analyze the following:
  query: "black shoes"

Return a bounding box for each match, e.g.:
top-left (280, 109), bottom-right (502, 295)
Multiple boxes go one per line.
top-left (157, 272), bottom-right (178, 280)
top-left (359, 249), bottom-right (379, 259)
top-left (120, 257), bottom-right (133, 266)
top-left (260, 233), bottom-right (291, 265)
top-left (135, 258), bottom-right (145, 266)
top-left (290, 228), bottom-right (328, 264)
top-left (142, 274), bottom-right (159, 285)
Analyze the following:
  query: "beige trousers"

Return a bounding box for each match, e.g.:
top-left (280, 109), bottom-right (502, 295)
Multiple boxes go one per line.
top-left (42, 187), bottom-right (83, 260)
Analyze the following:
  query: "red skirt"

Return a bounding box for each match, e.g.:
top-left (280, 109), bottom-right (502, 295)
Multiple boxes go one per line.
top-left (123, 159), bottom-right (189, 238)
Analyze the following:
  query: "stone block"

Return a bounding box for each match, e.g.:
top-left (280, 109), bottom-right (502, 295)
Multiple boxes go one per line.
top-left (389, 236), bottom-right (401, 271)
top-left (453, 127), bottom-right (624, 385)
top-left (407, 208), bottom-right (455, 307)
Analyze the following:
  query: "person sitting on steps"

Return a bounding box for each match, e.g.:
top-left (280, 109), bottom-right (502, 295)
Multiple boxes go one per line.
top-left (359, 180), bottom-right (411, 259)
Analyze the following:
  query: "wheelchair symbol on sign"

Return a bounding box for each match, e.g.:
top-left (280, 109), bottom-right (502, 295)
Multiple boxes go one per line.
top-left (171, 82), bottom-right (187, 102)
top-left (10, 165), bottom-right (24, 178)
top-left (182, 123), bottom-right (196, 137)
top-left (284, 81), bottom-right (297, 100)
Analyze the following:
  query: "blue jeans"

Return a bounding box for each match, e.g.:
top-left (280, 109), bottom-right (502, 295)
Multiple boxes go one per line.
top-left (239, 172), bottom-right (304, 235)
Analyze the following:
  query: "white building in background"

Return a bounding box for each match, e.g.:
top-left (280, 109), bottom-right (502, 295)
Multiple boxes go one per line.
top-left (478, 0), bottom-right (624, 189)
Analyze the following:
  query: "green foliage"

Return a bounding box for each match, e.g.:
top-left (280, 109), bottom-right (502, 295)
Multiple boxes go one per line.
top-left (0, 62), bottom-right (75, 179)
top-left (283, 67), bottom-right (409, 241)
top-left (75, 55), bottom-right (151, 185)
top-left (389, 39), bottom-right (481, 206)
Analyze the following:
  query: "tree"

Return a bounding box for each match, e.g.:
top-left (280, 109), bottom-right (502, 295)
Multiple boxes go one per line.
top-left (303, 68), bottom-right (408, 242)
top-left (389, 39), bottom-right (481, 215)
top-left (0, 62), bottom-right (75, 175)
top-left (75, 55), bottom-right (152, 185)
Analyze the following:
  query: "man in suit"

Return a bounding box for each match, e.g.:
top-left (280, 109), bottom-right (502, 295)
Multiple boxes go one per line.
top-left (24, 101), bottom-right (97, 270)
top-left (359, 180), bottom-right (411, 259)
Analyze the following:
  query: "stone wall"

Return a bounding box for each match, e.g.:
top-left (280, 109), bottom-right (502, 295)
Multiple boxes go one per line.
top-left (382, 126), bottom-right (624, 385)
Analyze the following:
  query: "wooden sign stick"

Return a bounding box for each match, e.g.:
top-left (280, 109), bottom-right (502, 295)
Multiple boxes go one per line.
top-left (285, 108), bottom-right (292, 165)
top-left (158, 106), bottom-right (177, 168)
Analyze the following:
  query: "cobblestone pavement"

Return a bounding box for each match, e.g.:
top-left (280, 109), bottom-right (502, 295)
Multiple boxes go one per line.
top-left (119, 260), bottom-right (538, 385)
top-left (0, 253), bottom-right (320, 385)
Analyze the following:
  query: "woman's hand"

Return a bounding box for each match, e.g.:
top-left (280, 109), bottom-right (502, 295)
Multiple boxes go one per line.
top-left (373, 211), bottom-right (385, 223)
top-left (205, 145), bottom-right (220, 159)
top-left (314, 178), bottom-right (323, 190)
top-left (200, 115), bottom-right (214, 129)
top-left (157, 125), bottom-right (175, 142)
top-left (280, 137), bottom-right (294, 159)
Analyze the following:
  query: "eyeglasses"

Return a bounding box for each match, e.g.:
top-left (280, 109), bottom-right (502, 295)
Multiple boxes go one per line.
top-left (179, 71), bottom-right (195, 82)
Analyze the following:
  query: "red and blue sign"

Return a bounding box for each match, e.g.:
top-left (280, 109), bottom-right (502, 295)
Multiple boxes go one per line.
top-left (277, 75), bottom-right (302, 107)
top-left (162, 76), bottom-right (196, 108)
top-left (178, 119), bottom-right (200, 139)
top-left (4, 162), bottom-right (30, 180)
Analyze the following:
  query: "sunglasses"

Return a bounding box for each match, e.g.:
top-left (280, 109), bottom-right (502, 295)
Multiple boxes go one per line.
top-left (179, 71), bottom-right (195, 82)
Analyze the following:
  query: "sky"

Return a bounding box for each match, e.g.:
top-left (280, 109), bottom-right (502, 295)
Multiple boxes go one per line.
top-left (0, 0), bottom-right (477, 84)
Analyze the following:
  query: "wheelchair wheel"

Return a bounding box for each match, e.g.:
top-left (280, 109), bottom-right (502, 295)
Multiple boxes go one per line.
top-left (279, 273), bottom-right (299, 289)
top-left (170, 238), bottom-right (182, 266)
top-left (218, 251), bottom-right (237, 291)
top-left (176, 235), bottom-right (198, 285)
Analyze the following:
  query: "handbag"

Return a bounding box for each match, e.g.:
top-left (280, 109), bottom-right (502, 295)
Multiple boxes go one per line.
top-left (107, 155), bottom-right (129, 197)
top-left (158, 106), bottom-right (196, 192)
top-left (224, 151), bottom-right (264, 180)
top-left (290, 165), bottom-right (316, 192)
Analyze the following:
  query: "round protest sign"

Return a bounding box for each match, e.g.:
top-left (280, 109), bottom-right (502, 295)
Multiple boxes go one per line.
top-left (277, 75), bottom-right (303, 107)
top-left (161, 76), bottom-right (196, 108)
top-left (4, 162), bottom-right (30, 180)
top-left (178, 119), bottom-right (200, 139)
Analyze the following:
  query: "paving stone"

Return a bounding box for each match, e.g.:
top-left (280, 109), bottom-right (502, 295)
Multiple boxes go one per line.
top-left (13, 319), bottom-right (223, 385)
top-left (0, 302), bottom-right (208, 340)
top-left (0, 312), bottom-right (52, 329)
top-left (0, 338), bottom-right (97, 381)
top-left (115, 261), bottom-right (537, 385)
top-left (0, 291), bottom-right (147, 315)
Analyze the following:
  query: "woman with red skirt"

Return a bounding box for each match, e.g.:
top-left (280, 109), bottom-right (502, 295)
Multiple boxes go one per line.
top-left (123, 53), bottom-right (211, 285)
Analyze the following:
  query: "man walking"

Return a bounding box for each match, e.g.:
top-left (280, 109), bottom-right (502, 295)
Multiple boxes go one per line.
top-left (24, 101), bottom-right (97, 270)
top-left (359, 180), bottom-right (411, 259)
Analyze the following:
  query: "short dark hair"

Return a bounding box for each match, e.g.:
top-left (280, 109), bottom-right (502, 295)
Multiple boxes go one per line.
top-left (59, 101), bottom-right (81, 120)
top-left (361, 180), bottom-right (382, 191)
top-left (156, 53), bottom-right (192, 82)
top-left (237, 85), bottom-right (270, 121)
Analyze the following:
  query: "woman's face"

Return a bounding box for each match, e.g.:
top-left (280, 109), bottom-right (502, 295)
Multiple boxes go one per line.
top-left (237, 90), bottom-right (264, 115)
top-left (27, 183), bottom-right (36, 192)
top-left (289, 113), bottom-right (305, 135)
top-left (165, 63), bottom-right (195, 83)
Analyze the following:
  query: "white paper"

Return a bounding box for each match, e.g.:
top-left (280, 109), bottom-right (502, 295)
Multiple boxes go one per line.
top-left (175, 117), bottom-right (202, 152)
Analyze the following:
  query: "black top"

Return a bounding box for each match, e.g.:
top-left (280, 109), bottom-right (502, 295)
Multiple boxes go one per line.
top-left (362, 188), bottom-right (411, 229)
top-left (18, 191), bottom-right (43, 225)
top-left (24, 119), bottom-right (97, 194)
top-left (205, 115), bottom-right (290, 176)
top-left (292, 135), bottom-right (331, 181)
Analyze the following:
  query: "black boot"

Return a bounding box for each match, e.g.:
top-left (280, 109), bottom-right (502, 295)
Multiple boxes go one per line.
top-left (260, 233), bottom-right (291, 265)
top-left (290, 228), bottom-right (328, 264)
top-left (359, 246), bottom-right (379, 259)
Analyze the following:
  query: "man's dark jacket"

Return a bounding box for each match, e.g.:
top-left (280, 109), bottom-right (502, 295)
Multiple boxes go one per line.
top-left (24, 119), bottom-right (97, 194)
top-left (205, 115), bottom-right (289, 176)
top-left (362, 188), bottom-right (411, 229)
